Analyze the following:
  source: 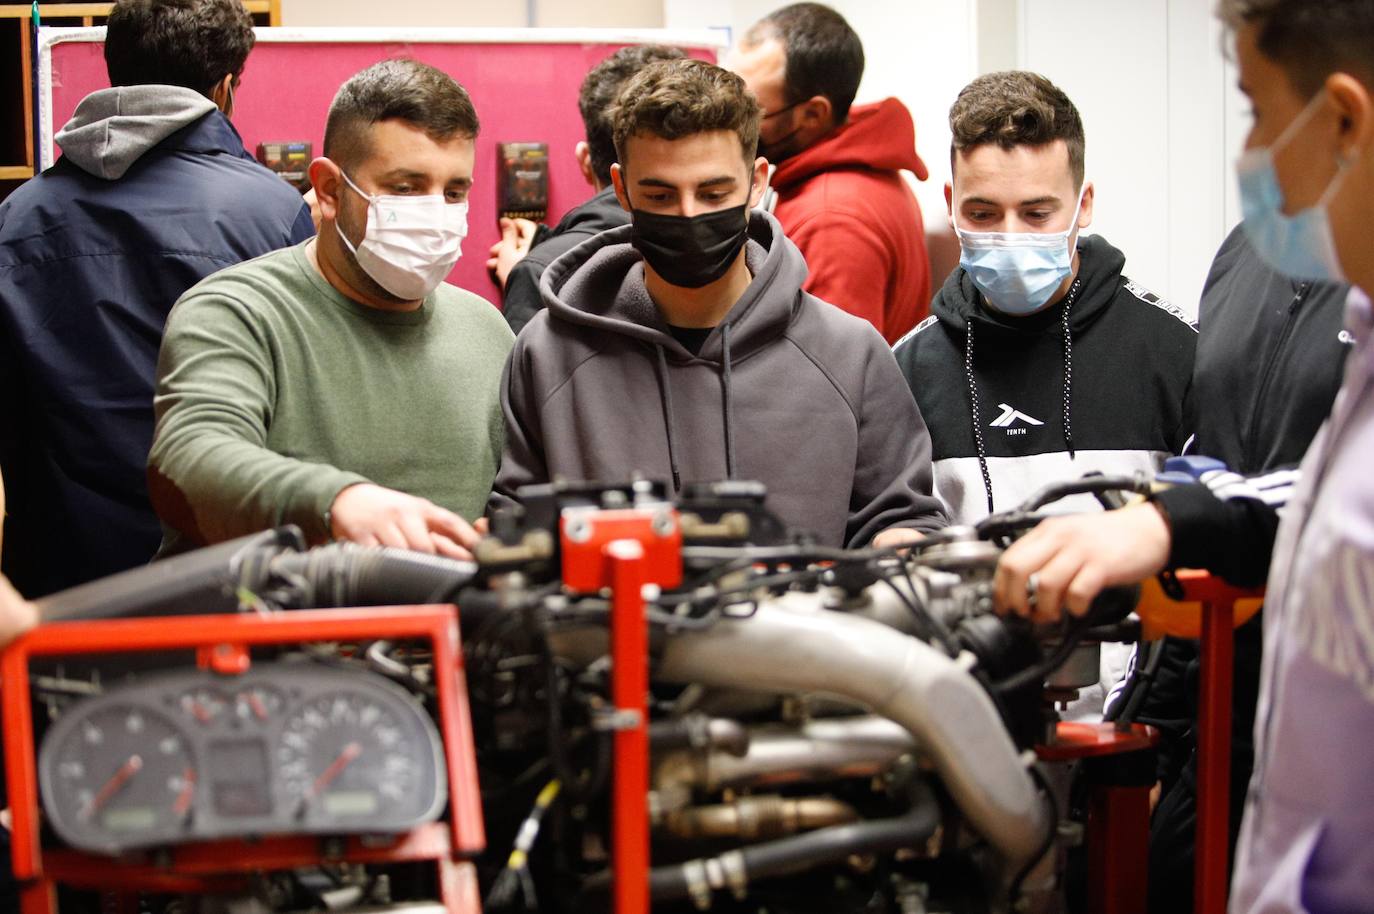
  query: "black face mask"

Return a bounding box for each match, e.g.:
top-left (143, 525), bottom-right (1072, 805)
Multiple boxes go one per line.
top-left (758, 127), bottom-right (803, 166)
top-left (630, 203), bottom-right (751, 289)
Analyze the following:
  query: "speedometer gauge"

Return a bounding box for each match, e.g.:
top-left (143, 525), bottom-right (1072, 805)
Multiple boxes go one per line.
top-left (275, 686), bottom-right (445, 831)
top-left (40, 705), bottom-right (196, 853)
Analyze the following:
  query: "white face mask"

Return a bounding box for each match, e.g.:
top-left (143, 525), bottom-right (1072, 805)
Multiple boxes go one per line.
top-left (336, 169), bottom-right (468, 301)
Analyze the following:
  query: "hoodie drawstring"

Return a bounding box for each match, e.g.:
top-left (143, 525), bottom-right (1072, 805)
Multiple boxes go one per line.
top-left (654, 346), bottom-right (683, 494)
top-left (964, 276), bottom-right (1083, 517)
top-left (964, 321), bottom-right (996, 516)
top-left (721, 322), bottom-right (737, 480)
top-left (1060, 278), bottom-right (1081, 458)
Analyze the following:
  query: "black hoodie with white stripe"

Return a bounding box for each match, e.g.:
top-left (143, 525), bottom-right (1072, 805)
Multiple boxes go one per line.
top-left (893, 233), bottom-right (1197, 524)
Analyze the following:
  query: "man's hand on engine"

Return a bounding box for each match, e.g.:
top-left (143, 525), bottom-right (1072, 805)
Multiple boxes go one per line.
top-left (993, 502), bottom-right (1172, 622)
top-left (0, 574), bottom-right (37, 647)
top-left (329, 483), bottom-right (480, 560)
top-left (872, 527), bottom-right (925, 549)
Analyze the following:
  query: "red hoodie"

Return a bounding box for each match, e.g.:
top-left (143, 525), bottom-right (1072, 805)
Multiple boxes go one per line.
top-left (770, 98), bottom-right (930, 344)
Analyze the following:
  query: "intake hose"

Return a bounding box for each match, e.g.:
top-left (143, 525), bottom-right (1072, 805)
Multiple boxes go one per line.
top-left (37, 528), bottom-right (304, 622)
top-left (586, 795), bottom-right (939, 906)
top-left (37, 528), bottom-right (476, 622)
top-left (266, 543), bottom-right (477, 608)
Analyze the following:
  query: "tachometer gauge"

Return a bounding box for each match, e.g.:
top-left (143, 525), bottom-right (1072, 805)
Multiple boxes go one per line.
top-left (40, 705), bottom-right (196, 853)
top-left (275, 687), bottom-right (445, 831)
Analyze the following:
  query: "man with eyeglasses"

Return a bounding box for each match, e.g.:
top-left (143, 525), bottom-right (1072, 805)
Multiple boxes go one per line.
top-left (730, 3), bottom-right (931, 343)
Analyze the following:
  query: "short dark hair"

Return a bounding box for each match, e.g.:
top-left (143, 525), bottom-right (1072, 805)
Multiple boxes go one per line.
top-left (580, 45), bottom-right (687, 185)
top-left (610, 58), bottom-right (761, 169)
top-left (1218, 0), bottom-right (1374, 95)
top-left (324, 60), bottom-right (480, 172)
top-left (105, 0), bottom-right (254, 94)
top-left (949, 71), bottom-right (1086, 188)
top-left (744, 3), bottom-right (864, 125)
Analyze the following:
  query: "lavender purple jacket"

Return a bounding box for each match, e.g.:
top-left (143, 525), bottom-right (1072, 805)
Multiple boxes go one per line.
top-left (1231, 288), bottom-right (1374, 913)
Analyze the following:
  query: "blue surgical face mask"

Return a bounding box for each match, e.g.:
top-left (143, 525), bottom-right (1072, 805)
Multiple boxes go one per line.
top-left (1236, 91), bottom-right (1348, 283)
top-left (955, 188), bottom-right (1086, 316)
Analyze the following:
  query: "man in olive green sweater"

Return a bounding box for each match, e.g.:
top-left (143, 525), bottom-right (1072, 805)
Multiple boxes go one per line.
top-left (150, 61), bottom-right (514, 559)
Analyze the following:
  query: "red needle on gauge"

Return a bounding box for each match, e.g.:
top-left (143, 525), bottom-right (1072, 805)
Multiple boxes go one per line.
top-left (85, 755), bottom-right (143, 819)
top-left (306, 742), bottom-right (362, 800)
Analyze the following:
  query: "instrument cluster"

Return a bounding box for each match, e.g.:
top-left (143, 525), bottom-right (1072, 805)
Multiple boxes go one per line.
top-left (38, 662), bottom-right (447, 855)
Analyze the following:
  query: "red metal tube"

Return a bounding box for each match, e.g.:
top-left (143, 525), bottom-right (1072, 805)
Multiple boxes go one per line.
top-left (608, 539), bottom-right (650, 914)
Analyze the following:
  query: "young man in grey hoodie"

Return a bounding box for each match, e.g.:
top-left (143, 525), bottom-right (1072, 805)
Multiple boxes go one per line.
top-left (493, 58), bottom-right (946, 548)
top-left (0, 0), bottom-right (312, 597)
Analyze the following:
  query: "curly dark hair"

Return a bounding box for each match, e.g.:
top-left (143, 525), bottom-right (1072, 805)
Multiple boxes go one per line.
top-left (324, 59), bottom-right (480, 171)
top-left (610, 58), bottom-right (761, 170)
top-left (105, 0), bottom-right (255, 94)
top-left (579, 45), bottom-right (687, 186)
top-left (1218, 0), bottom-right (1374, 95)
top-left (949, 71), bottom-right (1085, 186)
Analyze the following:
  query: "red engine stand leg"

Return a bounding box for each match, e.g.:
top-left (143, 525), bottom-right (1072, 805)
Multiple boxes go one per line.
top-left (1196, 597), bottom-right (1235, 914)
top-left (608, 539), bottom-right (651, 914)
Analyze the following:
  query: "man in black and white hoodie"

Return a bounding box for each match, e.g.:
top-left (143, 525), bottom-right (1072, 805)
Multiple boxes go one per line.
top-left (893, 71), bottom-right (1196, 718)
top-left (893, 71), bottom-right (1196, 524)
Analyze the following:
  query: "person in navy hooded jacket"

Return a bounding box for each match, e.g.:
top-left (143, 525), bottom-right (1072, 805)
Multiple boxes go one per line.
top-left (0, 0), bottom-right (312, 596)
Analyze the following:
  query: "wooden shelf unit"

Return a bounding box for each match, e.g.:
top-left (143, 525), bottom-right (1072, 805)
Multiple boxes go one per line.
top-left (0, 1), bottom-right (279, 197)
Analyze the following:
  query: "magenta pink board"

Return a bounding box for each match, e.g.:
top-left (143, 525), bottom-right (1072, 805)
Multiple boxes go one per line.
top-left (42, 29), bottom-right (721, 305)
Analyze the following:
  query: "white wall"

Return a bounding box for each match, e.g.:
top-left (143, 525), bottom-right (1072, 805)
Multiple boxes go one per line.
top-left (282, 0), bottom-right (663, 28)
top-left (1013, 0), bottom-right (1248, 316)
top-left (663, 0), bottom-right (978, 240)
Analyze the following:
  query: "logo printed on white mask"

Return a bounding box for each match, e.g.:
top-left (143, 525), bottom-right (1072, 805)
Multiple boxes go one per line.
top-left (336, 169), bottom-right (468, 300)
top-left (955, 188), bottom-right (1087, 316)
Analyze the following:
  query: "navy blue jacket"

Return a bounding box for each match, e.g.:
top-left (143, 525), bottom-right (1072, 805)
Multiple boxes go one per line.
top-left (0, 108), bottom-right (313, 596)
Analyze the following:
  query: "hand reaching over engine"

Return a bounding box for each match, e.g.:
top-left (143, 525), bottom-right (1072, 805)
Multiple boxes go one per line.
top-left (871, 527), bottom-right (925, 549)
top-left (994, 502), bottom-right (1172, 622)
top-left (329, 483), bottom-right (481, 560)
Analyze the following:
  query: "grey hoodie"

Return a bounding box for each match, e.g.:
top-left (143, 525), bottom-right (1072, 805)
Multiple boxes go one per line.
top-left (55, 85), bottom-right (217, 180)
top-left (492, 211), bottom-right (947, 547)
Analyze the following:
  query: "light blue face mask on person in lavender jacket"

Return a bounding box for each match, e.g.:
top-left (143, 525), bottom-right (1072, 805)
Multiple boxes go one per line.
top-left (1237, 90), bottom-right (1349, 284)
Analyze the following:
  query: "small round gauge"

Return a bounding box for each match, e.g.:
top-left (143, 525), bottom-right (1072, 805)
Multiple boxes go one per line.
top-left (275, 689), bottom-right (444, 830)
top-left (178, 687), bottom-right (228, 726)
top-left (233, 685), bottom-right (284, 724)
top-left (41, 704), bottom-right (196, 853)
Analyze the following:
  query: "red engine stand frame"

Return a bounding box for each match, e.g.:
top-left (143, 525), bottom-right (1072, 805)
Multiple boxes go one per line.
top-left (1, 605), bottom-right (485, 914)
top-left (1038, 722), bottom-right (1158, 914)
top-left (1161, 571), bottom-right (1263, 914)
top-left (559, 504), bottom-right (683, 914)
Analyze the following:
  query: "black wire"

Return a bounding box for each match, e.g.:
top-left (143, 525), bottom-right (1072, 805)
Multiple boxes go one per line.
top-left (875, 566), bottom-right (960, 658)
top-left (991, 616), bottom-right (1092, 694)
top-left (1009, 764), bottom-right (1059, 904)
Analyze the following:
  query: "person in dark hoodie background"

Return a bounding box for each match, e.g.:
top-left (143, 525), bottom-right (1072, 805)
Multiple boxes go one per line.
top-left (487, 44), bottom-right (685, 335)
top-left (893, 71), bottom-right (1196, 525)
top-left (493, 58), bottom-right (946, 548)
top-left (0, 0), bottom-right (313, 597)
top-left (730, 3), bottom-right (930, 345)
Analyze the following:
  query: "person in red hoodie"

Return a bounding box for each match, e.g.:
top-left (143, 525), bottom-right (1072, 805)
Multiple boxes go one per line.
top-left (731, 3), bottom-right (931, 344)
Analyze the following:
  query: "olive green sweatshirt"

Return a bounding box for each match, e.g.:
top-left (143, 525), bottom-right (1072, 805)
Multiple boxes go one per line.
top-left (150, 240), bottom-right (514, 552)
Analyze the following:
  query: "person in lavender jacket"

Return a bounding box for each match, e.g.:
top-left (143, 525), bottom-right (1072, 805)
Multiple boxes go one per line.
top-left (989, 0), bottom-right (1374, 910)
